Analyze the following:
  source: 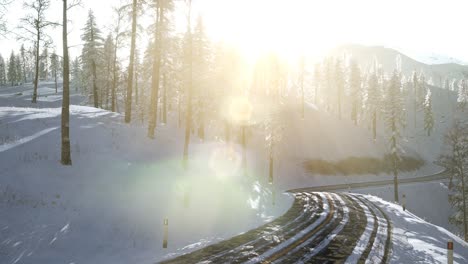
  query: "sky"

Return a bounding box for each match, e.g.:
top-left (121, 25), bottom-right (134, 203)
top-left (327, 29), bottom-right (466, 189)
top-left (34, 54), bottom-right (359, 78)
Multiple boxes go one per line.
top-left (1, 0), bottom-right (468, 63)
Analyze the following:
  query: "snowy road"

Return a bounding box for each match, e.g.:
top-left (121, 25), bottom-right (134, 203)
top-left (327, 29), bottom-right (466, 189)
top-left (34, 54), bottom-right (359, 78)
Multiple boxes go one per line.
top-left (159, 192), bottom-right (391, 264)
top-left (288, 169), bottom-right (449, 193)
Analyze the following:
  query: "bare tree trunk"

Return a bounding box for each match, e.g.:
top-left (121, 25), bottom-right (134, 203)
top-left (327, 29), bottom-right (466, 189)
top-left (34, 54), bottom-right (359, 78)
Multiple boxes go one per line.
top-left (92, 59), bottom-right (98, 108)
top-left (147, 6), bottom-right (163, 138)
top-left (32, 37), bottom-right (40, 103)
top-left (134, 67), bottom-right (138, 106)
top-left (125, 0), bottom-right (137, 123)
top-left (54, 69), bottom-right (57, 93)
top-left (61, 0), bottom-right (71, 165)
top-left (111, 61), bottom-right (117, 112)
top-left (162, 73), bottom-right (167, 124)
top-left (139, 82), bottom-right (144, 123)
top-left (105, 61), bottom-right (110, 109)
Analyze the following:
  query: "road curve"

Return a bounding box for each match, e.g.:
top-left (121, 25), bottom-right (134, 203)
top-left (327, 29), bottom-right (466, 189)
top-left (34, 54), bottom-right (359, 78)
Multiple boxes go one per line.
top-left (159, 192), bottom-right (391, 264)
top-left (288, 169), bottom-right (449, 193)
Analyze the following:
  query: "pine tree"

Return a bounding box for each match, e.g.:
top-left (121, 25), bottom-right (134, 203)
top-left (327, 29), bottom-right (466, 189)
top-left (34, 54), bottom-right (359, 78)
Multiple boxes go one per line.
top-left (81, 9), bottom-right (103, 108)
top-left (299, 56), bottom-right (305, 118)
top-left (335, 58), bottom-right (344, 119)
top-left (15, 54), bottom-right (22, 84)
top-left (141, 40), bottom-right (154, 123)
top-left (39, 47), bottom-right (48, 80)
top-left (367, 69), bottom-right (380, 141)
top-left (124, 0), bottom-right (138, 123)
top-left (0, 54), bottom-right (5, 85)
top-left (50, 51), bottom-right (59, 93)
top-left (20, 44), bottom-right (27, 83)
top-left (423, 88), bottom-right (434, 136)
top-left (439, 121), bottom-right (468, 241)
top-left (71, 57), bottom-right (82, 92)
top-left (102, 34), bottom-right (115, 109)
top-left (313, 63), bottom-right (321, 105)
top-left (110, 6), bottom-right (126, 112)
top-left (418, 72), bottom-right (426, 105)
top-left (264, 55), bottom-right (284, 185)
top-left (349, 59), bottom-right (361, 125)
top-left (148, 0), bottom-right (174, 138)
top-left (412, 71), bottom-right (418, 128)
top-left (182, 0), bottom-right (192, 167)
top-left (192, 15), bottom-right (210, 140)
top-left (133, 48), bottom-right (140, 109)
top-left (7, 51), bottom-right (17, 86)
top-left (458, 79), bottom-right (468, 112)
top-left (384, 70), bottom-right (405, 202)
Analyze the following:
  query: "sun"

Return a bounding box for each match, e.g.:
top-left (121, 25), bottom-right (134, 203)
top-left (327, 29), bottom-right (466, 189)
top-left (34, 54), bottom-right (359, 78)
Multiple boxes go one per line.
top-left (196, 0), bottom-right (336, 63)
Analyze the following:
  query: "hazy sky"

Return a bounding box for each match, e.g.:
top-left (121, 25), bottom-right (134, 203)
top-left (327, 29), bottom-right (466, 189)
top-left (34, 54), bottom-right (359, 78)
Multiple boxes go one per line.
top-left (1, 0), bottom-right (468, 63)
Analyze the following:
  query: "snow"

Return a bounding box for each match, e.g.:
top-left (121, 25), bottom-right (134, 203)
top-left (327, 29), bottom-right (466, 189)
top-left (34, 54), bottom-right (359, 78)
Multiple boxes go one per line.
top-left (247, 192), bottom-right (332, 264)
top-left (1, 80), bottom-right (466, 263)
top-left (0, 84), bottom-right (293, 263)
top-left (346, 195), bottom-right (375, 264)
top-left (353, 181), bottom-right (459, 235)
top-left (0, 126), bottom-right (58, 152)
top-left (296, 193), bottom-right (349, 263)
top-left (363, 194), bottom-right (468, 264)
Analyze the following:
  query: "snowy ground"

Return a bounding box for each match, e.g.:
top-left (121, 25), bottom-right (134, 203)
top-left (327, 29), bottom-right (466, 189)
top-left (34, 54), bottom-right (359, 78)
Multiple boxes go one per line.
top-left (353, 180), bottom-right (459, 235)
top-left (0, 83), bottom-right (464, 263)
top-left (364, 194), bottom-right (468, 264)
top-left (0, 84), bottom-right (293, 263)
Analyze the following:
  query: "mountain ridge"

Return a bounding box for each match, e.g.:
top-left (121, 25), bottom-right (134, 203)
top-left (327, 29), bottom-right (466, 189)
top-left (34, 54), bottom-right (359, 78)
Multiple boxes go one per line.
top-left (330, 44), bottom-right (468, 85)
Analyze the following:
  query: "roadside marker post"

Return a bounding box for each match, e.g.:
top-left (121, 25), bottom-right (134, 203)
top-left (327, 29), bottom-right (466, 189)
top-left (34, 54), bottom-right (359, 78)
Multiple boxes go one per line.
top-left (447, 240), bottom-right (453, 264)
top-left (163, 218), bottom-right (168, 248)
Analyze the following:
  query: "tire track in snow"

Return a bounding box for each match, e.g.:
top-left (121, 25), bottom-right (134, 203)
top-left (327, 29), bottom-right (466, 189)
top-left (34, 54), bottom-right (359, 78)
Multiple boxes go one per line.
top-left (355, 195), bottom-right (391, 264)
top-left (159, 193), bottom-right (321, 263)
top-left (203, 193), bottom-right (323, 263)
top-left (158, 192), bottom-right (391, 264)
top-left (346, 194), bottom-right (377, 264)
top-left (246, 192), bottom-right (337, 264)
top-left (293, 193), bottom-right (353, 263)
top-left (227, 193), bottom-right (327, 263)
top-left (0, 127), bottom-right (58, 153)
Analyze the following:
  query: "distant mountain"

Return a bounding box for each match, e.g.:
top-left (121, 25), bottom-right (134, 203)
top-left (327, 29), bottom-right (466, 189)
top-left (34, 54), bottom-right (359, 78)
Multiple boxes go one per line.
top-left (329, 44), bottom-right (468, 86)
top-left (414, 52), bottom-right (466, 65)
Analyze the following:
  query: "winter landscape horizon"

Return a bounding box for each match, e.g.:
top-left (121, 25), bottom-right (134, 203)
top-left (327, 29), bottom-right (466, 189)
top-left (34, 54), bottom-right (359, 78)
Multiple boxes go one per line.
top-left (1, 0), bottom-right (468, 264)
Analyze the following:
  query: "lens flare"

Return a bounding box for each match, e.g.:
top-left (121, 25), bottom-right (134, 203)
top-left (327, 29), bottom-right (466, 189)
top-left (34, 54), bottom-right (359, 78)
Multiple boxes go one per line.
top-left (209, 145), bottom-right (242, 180)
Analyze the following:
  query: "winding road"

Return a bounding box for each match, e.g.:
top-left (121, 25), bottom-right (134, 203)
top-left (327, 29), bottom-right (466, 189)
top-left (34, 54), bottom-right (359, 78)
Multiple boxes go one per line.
top-left (159, 171), bottom-right (448, 263)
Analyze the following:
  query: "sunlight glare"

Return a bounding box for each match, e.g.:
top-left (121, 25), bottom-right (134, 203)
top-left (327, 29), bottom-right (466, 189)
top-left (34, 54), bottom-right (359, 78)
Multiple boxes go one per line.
top-left (209, 146), bottom-right (242, 180)
top-left (228, 96), bottom-right (253, 125)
